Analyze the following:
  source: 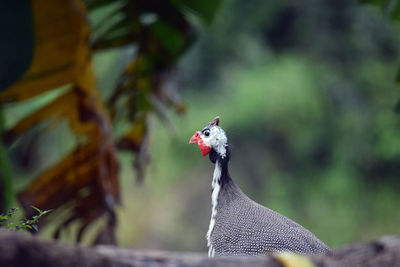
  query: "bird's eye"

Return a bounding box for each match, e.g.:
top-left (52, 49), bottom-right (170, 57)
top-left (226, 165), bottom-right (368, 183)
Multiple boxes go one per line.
top-left (204, 130), bottom-right (210, 137)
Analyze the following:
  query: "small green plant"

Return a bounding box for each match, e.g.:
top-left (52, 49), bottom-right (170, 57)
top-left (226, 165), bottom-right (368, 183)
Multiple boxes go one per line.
top-left (0, 206), bottom-right (52, 232)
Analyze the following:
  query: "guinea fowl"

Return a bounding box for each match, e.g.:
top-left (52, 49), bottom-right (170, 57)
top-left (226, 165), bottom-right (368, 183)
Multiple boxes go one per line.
top-left (189, 116), bottom-right (329, 257)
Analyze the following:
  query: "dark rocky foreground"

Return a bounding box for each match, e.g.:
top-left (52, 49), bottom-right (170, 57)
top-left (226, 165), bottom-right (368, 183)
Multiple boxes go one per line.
top-left (0, 230), bottom-right (399, 267)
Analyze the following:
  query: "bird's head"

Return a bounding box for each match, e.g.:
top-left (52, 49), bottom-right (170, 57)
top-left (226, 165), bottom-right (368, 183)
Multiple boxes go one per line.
top-left (189, 116), bottom-right (228, 159)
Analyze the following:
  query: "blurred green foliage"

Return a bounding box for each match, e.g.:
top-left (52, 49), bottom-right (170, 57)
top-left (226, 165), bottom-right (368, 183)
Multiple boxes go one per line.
top-left (111, 0), bottom-right (400, 250)
top-left (1, 0), bottom-right (400, 252)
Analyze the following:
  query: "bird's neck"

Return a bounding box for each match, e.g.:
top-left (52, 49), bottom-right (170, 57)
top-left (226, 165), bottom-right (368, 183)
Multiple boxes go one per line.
top-left (207, 147), bottom-right (235, 257)
top-left (214, 160), bottom-right (230, 187)
top-left (209, 146), bottom-right (232, 186)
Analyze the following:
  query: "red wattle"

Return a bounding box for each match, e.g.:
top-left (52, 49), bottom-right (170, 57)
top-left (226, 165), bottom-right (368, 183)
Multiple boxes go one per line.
top-left (198, 141), bottom-right (212, 156)
top-left (189, 131), bottom-right (211, 156)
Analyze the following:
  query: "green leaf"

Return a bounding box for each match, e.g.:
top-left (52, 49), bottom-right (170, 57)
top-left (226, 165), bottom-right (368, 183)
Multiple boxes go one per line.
top-left (31, 206), bottom-right (41, 214)
top-left (0, 109), bottom-right (14, 210)
top-left (150, 20), bottom-right (187, 58)
top-left (0, 1), bottom-right (34, 91)
top-left (41, 209), bottom-right (53, 216)
top-left (32, 224), bottom-right (38, 232)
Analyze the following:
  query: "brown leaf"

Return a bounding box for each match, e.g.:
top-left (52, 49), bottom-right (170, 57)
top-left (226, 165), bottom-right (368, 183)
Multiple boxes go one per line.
top-left (18, 130), bottom-right (119, 215)
top-left (0, 0), bottom-right (120, 241)
top-left (116, 112), bottom-right (147, 152)
top-left (116, 112), bottom-right (150, 183)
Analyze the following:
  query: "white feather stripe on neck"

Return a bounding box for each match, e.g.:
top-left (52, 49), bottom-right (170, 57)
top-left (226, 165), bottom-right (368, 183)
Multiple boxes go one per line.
top-left (206, 161), bottom-right (221, 257)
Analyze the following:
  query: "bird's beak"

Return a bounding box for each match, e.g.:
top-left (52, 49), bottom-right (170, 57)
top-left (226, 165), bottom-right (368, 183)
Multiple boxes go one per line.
top-left (189, 131), bottom-right (200, 144)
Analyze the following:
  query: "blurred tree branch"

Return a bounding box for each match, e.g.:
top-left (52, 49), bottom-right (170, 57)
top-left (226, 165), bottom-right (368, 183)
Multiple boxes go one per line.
top-left (1, 230), bottom-right (400, 267)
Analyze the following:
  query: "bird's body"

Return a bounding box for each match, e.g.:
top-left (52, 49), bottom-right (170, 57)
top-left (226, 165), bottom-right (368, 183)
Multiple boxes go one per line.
top-left (208, 159), bottom-right (329, 256)
top-left (190, 117), bottom-right (329, 257)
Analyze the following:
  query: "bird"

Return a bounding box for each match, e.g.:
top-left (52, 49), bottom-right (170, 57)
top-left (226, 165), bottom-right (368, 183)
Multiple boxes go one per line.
top-left (189, 116), bottom-right (330, 257)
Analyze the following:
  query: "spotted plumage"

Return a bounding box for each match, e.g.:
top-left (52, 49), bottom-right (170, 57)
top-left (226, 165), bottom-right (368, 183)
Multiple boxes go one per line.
top-left (189, 116), bottom-right (330, 257)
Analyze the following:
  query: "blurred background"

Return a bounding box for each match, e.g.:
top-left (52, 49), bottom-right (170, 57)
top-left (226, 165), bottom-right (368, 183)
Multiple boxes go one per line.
top-left (1, 0), bottom-right (400, 253)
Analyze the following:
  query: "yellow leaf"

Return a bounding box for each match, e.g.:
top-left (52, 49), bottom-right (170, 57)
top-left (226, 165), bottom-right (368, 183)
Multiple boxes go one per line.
top-left (274, 252), bottom-right (316, 267)
top-left (0, 0), bottom-right (89, 103)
